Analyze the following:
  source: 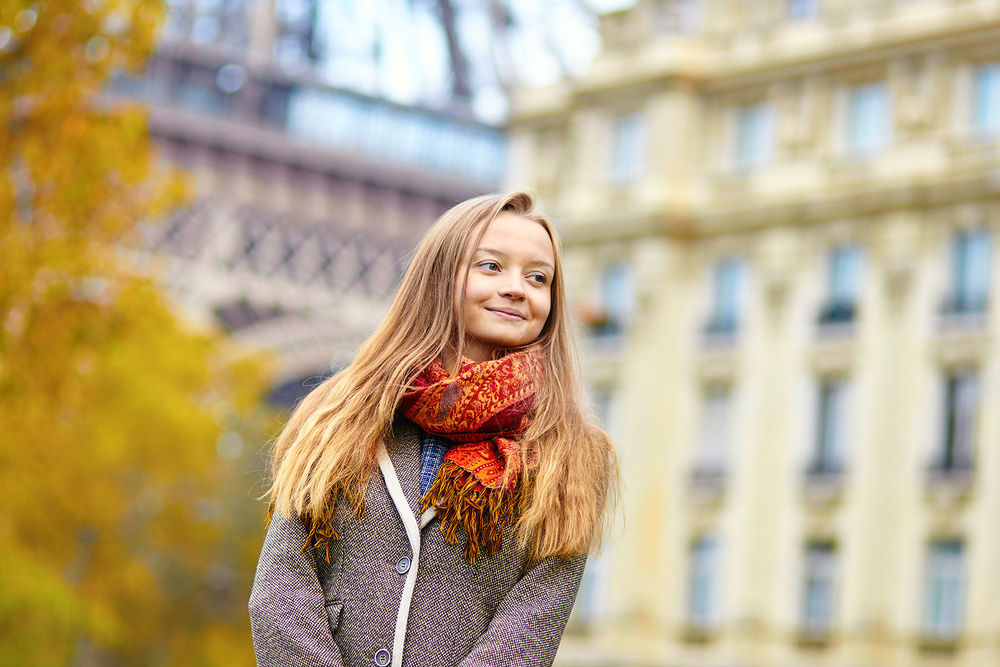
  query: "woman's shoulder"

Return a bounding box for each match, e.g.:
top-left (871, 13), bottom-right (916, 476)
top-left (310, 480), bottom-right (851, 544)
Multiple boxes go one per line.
top-left (388, 415), bottom-right (424, 452)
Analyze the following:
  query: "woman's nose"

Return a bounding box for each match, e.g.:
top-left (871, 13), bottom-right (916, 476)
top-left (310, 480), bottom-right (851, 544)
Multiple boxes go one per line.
top-left (498, 275), bottom-right (526, 298)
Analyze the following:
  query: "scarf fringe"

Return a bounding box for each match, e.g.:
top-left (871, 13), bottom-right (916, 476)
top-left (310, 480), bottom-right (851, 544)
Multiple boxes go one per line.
top-left (420, 460), bottom-right (532, 564)
top-left (268, 471), bottom-right (370, 564)
top-left (271, 461), bottom-right (533, 566)
top-left (307, 479), bottom-right (370, 563)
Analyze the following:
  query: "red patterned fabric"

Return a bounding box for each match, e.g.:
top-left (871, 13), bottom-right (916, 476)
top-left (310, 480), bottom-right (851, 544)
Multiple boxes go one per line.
top-left (399, 349), bottom-right (543, 561)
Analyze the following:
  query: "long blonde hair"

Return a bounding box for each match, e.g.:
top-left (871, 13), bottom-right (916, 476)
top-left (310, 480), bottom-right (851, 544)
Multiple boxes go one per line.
top-left (267, 190), bottom-right (618, 559)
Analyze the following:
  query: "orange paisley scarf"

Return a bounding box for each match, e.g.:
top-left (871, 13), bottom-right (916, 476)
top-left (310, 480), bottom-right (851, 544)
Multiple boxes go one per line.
top-left (399, 349), bottom-right (543, 563)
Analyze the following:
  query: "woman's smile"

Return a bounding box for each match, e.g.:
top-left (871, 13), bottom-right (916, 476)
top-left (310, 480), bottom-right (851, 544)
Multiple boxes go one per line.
top-left (486, 307), bottom-right (526, 320)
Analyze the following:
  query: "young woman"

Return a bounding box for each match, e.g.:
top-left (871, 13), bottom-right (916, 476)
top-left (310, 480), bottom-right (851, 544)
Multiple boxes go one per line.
top-left (249, 190), bottom-right (618, 667)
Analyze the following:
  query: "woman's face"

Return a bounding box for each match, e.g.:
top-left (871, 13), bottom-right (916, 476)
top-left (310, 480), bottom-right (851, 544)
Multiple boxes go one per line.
top-left (458, 213), bottom-right (555, 363)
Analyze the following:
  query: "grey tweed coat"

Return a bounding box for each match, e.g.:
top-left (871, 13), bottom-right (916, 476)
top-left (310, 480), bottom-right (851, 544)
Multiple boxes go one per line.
top-left (249, 418), bottom-right (586, 667)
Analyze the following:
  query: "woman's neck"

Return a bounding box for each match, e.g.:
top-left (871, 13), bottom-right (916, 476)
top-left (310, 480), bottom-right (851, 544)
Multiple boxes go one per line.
top-left (440, 344), bottom-right (496, 375)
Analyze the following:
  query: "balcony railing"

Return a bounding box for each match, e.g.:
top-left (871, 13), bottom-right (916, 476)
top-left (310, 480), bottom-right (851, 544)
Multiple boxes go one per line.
top-left (804, 461), bottom-right (844, 481)
top-left (940, 293), bottom-right (987, 316)
top-left (703, 315), bottom-right (739, 346)
top-left (579, 305), bottom-right (629, 356)
top-left (796, 623), bottom-right (834, 647)
top-left (588, 318), bottom-right (624, 340)
top-left (947, 133), bottom-right (1000, 172)
top-left (689, 466), bottom-right (727, 504)
top-left (938, 293), bottom-right (988, 330)
top-left (817, 301), bottom-right (856, 326)
top-left (802, 461), bottom-right (844, 503)
top-left (918, 626), bottom-right (962, 653)
top-left (927, 457), bottom-right (974, 482)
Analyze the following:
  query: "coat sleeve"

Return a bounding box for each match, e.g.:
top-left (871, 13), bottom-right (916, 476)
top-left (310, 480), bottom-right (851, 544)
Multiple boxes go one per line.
top-left (458, 552), bottom-right (587, 667)
top-left (248, 509), bottom-right (345, 667)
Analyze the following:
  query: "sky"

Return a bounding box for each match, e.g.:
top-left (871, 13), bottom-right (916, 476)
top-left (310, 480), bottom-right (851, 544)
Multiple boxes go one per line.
top-left (311, 0), bottom-right (637, 123)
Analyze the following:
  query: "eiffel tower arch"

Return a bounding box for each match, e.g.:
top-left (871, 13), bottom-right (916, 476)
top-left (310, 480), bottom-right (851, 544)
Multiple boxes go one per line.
top-left (144, 193), bottom-right (405, 392)
top-left (123, 56), bottom-right (505, 406)
top-left (113, 2), bottom-right (508, 404)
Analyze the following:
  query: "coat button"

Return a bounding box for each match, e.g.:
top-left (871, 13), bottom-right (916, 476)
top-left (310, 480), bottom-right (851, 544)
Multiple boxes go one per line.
top-left (374, 648), bottom-right (391, 666)
top-left (395, 556), bottom-right (411, 574)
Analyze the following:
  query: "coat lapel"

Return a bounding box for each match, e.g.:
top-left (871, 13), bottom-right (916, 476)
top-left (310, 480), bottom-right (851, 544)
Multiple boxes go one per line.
top-left (386, 418), bottom-right (428, 521)
top-left (385, 419), bottom-right (439, 530)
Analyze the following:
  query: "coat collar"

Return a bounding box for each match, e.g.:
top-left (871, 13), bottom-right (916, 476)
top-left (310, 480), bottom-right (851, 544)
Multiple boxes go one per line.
top-left (385, 418), bottom-right (431, 523)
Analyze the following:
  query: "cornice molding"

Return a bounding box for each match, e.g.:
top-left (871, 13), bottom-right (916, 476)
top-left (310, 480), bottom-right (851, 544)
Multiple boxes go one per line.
top-left (508, 17), bottom-right (1000, 124)
top-left (558, 173), bottom-right (1000, 246)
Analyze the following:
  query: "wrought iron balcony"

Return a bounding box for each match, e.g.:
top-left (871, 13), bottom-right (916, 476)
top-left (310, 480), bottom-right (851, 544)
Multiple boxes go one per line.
top-left (802, 461), bottom-right (844, 504)
top-left (703, 315), bottom-right (739, 341)
top-left (817, 301), bottom-right (856, 326)
top-left (941, 293), bottom-right (987, 315)
top-left (926, 457), bottom-right (974, 484)
top-left (938, 294), bottom-right (988, 330)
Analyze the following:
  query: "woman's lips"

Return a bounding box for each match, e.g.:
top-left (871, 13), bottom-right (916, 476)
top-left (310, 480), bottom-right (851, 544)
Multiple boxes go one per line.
top-left (487, 308), bottom-right (525, 321)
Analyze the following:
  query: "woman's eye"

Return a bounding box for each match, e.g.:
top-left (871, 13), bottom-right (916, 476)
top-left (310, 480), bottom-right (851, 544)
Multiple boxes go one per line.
top-left (480, 261), bottom-right (500, 272)
top-left (527, 273), bottom-right (548, 285)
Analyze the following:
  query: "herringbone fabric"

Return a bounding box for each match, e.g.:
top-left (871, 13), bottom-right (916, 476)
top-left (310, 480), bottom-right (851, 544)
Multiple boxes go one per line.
top-left (249, 418), bottom-right (586, 667)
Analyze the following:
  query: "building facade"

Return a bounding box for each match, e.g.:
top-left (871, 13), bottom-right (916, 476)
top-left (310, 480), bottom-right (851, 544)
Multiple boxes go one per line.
top-left (118, 0), bottom-right (505, 403)
top-left (507, 1), bottom-right (1000, 665)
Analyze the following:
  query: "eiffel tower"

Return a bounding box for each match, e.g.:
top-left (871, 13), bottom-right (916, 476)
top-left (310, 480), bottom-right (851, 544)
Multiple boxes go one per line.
top-left (115, 0), bottom-right (506, 405)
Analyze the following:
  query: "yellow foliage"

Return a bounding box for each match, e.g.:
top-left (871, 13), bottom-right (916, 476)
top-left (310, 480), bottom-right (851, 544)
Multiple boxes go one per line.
top-left (1, 1), bottom-right (271, 664)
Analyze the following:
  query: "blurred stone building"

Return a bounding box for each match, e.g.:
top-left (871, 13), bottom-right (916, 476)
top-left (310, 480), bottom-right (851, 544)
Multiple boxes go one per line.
top-left (507, 0), bottom-right (1000, 665)
top-left (117, 0), bottom-right (505, 404)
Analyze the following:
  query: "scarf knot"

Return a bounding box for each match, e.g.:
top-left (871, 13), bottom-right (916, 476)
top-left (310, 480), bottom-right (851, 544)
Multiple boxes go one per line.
top-left (400, 349), bottom-right (543, 563)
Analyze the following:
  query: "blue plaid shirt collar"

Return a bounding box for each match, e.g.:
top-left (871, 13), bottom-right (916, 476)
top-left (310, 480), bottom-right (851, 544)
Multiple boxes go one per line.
top-left (419, 432), bottom-right (451, 496)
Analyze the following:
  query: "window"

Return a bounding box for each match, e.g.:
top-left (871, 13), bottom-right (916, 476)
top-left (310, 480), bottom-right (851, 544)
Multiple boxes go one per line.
top-left (944, 229), bottom-right (991, 315)
top-left (819, 244), bottom-right (863, 325)
top-left (972, 63), bottom-right (1000, 138)
top-left (694, 384), bottom-right (732, 480)
top-left (923, 540), bottom-right (965, 640)
top-left (847, 82), bottom-right (890, 156)
top-left (734, 102), bottom-right (774, 169)
top-left (787, 0), bottom-right (821, 20)
top-left (809, 377), bottom-right (848, 476)
top-left (801, 541), bottom-right (837, 636)
top-left (934, 371), bottom-right (977, 473)
top-left (705, 258), bottom-right (745, 338)
top-left (591, 263), bottom-right (635, 338)
top-left (611, 111), bottom-right (647, 185)
top-left (653, 0), bottom-right (702, 34)
top-left (688, 537), bottom-right (721, 629)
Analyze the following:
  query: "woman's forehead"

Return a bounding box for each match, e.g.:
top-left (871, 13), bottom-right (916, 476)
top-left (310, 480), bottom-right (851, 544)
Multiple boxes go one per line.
top-left (477, 213), bottom-right (554, 257)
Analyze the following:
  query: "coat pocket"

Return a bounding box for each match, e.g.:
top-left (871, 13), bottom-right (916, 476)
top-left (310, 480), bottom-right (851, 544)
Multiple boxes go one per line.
top-left (324, 600), bottom-right (343, 635)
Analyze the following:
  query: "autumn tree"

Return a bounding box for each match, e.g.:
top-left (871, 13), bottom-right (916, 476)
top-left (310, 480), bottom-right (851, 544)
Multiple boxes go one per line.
top-left (0, 1), bottom-right (269, 664)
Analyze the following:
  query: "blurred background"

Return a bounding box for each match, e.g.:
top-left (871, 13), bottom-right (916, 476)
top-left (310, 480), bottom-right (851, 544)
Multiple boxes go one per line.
top-left (3, 0), bottom-right (1000, 665)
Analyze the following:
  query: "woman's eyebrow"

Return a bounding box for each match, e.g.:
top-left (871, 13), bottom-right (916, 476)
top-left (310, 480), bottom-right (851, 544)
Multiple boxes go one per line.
top-left (474, 247), bottom-right (508, 259)
top-left (475, 247), bottom-right (555, 271)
